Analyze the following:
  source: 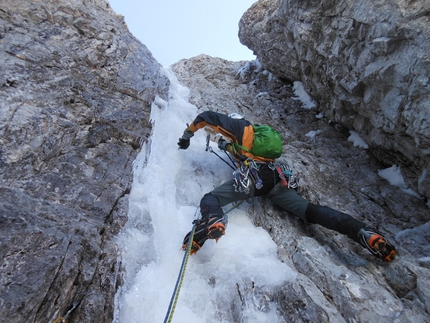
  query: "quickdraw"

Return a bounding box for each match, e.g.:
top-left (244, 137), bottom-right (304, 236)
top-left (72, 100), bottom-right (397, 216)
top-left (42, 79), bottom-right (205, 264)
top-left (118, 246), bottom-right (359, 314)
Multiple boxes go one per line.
top-left (247, 160), bottom-right (263, 189)
top-left (232, 163), bottom-right (251, 193)
top-left (232, 159), bottom-right (264, 193)
top-left (268, 162), bottom-right (300, 189)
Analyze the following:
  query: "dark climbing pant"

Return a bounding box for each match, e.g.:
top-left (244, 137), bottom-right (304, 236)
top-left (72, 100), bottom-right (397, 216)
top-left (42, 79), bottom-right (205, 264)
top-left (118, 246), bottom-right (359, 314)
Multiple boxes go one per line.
top-left (203, 180), bottom-right (365, 243)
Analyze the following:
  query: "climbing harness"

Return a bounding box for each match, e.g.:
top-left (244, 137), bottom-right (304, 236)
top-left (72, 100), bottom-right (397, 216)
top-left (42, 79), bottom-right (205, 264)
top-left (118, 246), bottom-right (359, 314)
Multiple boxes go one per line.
top-left (205, 134), bottom-right (301, 193)
top-left (206, 134), bottom-right (301, 194)
top-left (51, 292), bottom-right (86, 323)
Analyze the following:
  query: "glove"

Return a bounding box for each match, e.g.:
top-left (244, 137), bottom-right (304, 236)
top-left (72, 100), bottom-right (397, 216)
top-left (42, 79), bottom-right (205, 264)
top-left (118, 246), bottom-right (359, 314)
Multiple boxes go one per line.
top-left (182, 216), bottom-right (227, 255)
top-left (177, 138), bottom-right (190, 149)
top-left (177, 128), bottom-right (194, 150)
top-left (217, 138), bottom-right (231, 151)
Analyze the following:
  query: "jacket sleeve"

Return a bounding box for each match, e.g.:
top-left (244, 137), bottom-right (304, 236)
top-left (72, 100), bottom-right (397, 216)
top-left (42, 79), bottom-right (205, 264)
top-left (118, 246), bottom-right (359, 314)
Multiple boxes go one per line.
top-left (187, 111), bottom-right (254, 147)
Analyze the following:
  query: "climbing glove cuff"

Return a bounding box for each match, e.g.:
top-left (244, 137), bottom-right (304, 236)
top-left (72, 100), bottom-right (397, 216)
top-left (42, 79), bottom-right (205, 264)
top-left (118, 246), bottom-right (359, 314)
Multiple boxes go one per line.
top-left (182, 128), bottom-right (194, 140)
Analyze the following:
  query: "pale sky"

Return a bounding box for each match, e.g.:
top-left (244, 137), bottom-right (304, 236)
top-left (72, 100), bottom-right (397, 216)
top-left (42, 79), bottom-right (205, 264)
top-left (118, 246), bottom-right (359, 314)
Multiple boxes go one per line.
top-left (108, 0), bottom-right (257, 67)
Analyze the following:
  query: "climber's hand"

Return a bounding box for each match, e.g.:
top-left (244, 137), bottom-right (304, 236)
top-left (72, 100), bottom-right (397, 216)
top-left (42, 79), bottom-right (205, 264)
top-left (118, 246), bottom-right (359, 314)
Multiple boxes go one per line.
top-left (177, 138), bottom-right (190, 150)
top-left (217, 139), bottom-right (231, 151)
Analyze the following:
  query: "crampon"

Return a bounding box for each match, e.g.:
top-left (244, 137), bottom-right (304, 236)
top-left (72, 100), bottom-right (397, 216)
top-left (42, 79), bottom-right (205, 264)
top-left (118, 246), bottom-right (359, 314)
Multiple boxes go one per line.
top-left (359, 228), bottom-right (398, 262)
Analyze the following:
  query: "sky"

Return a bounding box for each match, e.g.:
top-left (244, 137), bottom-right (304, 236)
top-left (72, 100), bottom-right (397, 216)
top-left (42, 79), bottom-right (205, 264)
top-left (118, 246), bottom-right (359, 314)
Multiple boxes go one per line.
top-left (108, 0), bottom-right (257, 67)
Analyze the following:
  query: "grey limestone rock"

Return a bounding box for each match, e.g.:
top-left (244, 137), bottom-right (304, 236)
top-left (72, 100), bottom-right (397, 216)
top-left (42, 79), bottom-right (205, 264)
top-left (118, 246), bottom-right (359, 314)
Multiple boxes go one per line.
top-left (238, 0), bottom-right (430, 201)
top-left (0, 0), bottom-right (168, 322)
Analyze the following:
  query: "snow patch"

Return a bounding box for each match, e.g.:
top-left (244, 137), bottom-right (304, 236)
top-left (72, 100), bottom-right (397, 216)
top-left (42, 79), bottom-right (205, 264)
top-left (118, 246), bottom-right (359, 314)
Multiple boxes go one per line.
top-left (378, 165), bottom-right (407, 188)
top-left (237, 59), bottom-right (263, 78)
top-left (305, 130), bottom-right (321, 138)
top-left (378, 165), bottom-right (423, 199)
top-left (348, 130), bottom-right (369, 149)
top-left (292, 81), bottom-right (317, 109)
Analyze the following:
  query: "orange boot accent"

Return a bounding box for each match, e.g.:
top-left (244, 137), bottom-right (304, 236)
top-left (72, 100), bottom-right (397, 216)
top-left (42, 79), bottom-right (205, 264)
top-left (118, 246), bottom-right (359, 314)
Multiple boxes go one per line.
top-left (207, 222), bottom-right (226, 241)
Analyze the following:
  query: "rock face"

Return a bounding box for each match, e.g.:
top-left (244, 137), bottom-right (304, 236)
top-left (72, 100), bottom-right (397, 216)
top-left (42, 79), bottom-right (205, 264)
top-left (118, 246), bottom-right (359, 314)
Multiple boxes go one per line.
top-left (238, 0), bottom-right (430, 200)
top-left (0, 1), bottom-right (168, 322)
top-left (172, 54), bottom-right (430, 323)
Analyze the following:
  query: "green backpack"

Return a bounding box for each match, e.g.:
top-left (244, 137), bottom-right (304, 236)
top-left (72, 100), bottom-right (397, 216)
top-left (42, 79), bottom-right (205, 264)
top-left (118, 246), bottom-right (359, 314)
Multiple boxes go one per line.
top-left (250, 125), bottom-right (283, 158)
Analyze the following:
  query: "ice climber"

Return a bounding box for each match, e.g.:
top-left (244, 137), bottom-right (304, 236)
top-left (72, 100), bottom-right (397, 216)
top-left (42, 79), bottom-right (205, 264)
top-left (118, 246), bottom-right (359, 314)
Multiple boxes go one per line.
top-left (177, 111), bottom-right (398, 262)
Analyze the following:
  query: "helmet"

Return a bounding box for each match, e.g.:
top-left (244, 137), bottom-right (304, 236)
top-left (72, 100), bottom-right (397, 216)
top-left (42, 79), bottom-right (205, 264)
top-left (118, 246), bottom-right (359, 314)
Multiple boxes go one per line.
top-left (228, 113), bottom-right (244, 120)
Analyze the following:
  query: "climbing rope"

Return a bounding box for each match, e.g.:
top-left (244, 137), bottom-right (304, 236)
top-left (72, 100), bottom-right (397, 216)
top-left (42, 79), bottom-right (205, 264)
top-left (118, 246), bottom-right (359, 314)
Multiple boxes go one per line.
top-left (163, 200), bottom-right (244, 323)
top-left (205, 134), bottom-right (236, 170)
top-left (224, 200), bottom-right (245, 215)
top-left (163, 222), bottom-right (197, 323)
top-left (163, 137), bottom-right (247, 322)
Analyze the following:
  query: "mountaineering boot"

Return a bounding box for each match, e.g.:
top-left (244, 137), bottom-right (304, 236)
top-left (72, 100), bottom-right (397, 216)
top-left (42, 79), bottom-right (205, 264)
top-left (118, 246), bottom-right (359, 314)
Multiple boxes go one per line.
top-left (182, 216), bottom-right (227, 255)
top-left (182, 229), bottom-right (206, 255)
top-left (206, 216), bottom-right (227, 241)
top-left (358, 228), bottom-right (398, 262)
